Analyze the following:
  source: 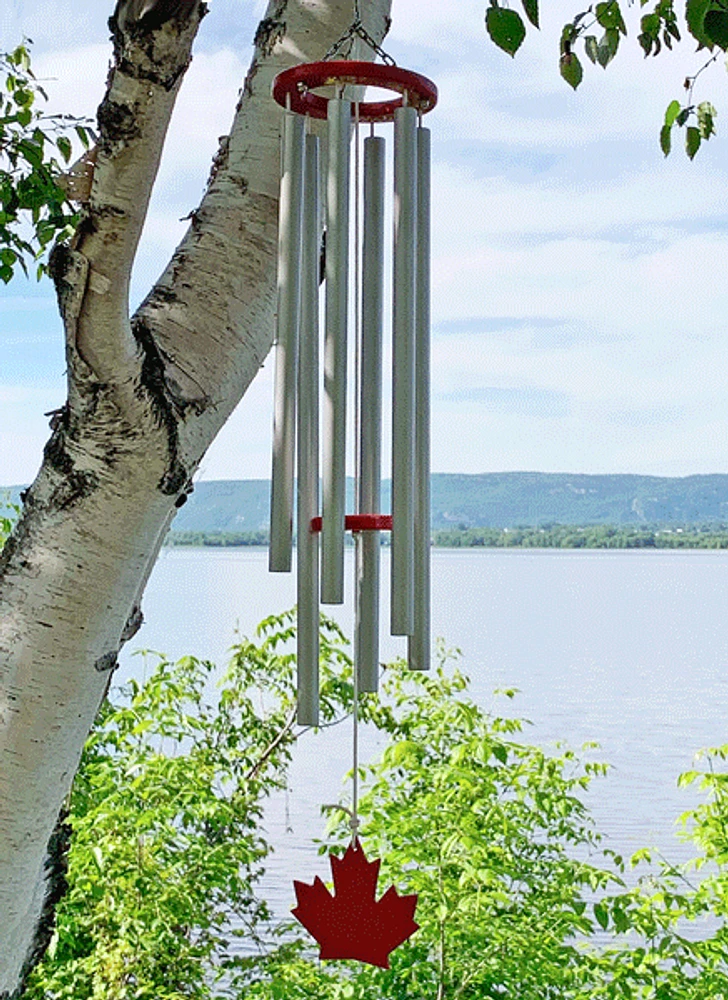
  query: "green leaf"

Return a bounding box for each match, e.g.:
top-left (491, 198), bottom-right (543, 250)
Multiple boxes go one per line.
top-left (686, 125), bottom-right (701, 158)
top-left (697, 100), bottom-right (716, 138)
top-left (641, 12), bottom-right (660, 36)
top-left (594, 901), bottom-right (609, 929)
top-left (704, 8), bottom-right (728, 48)
top-left (596, 30), bottom-right (619, 67)
top-left (486, 5), bottom-right (527, 56)
top-left (686, 0), bottom-right (715, 48)
top-left (560, 51), bottom-right (584, 89)
top-left (612, 905), bottom-right (630, 933)
top-left (584, 35), bottom-right (599, 63)
top-left (660, 124), bottom-right (672, 156)
top-left (638, 31), bottom-right (653, 55)
top-left (56, 135), bottom-right (72, 163)
top-left (664, 99), bottom-right (681, 127)
top-left (595, 1), bottom-right (626, 34)
top-left (560, 22), bottom-right (577, 53)
top-left (677, 769), bottom-right (700, 787)
top-left (630, 847), bottom-right (653, 865)
top-left (521, 0), bottom-right (539, 28)
top-left (606, 27), bottom-right (620, 57)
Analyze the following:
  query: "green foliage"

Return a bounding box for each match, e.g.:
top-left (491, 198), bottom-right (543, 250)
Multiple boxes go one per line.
top-left (165, 530), bottom-right (270, 548)
top-left (686, 0), bottom-right (716, 48)
top-left (480, 0), bottom-right (728, 158)
top-left (0, 494), bottom-right (19, 546)
top-left (245, 653), bottom-right (728, 998)
top-left (167, 522), bottom-right (728, 551)
top-left (638, 0), bottom-right (681, 56)
top-left (485, 3), bottom-right (527, 57)
top-left (23, 611), bottom-right (357, 1000)
top-left (23, 614), bottom-right (728, 998)
top-left (560, 49), bottom-right (584, 89)
top-left (314, 661), bottom-right (620, 999)
top-left (0, 41), bottom-right (88, 282)
top-left (688, 0), bottom-right (728, 50)
top-left (433, 522), bottom-right (728, 549)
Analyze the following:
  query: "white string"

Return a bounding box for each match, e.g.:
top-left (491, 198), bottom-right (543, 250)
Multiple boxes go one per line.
top-left (351, 98), bottom-right (361, 845)
top-left (351, 643), bottom-right (360, 842)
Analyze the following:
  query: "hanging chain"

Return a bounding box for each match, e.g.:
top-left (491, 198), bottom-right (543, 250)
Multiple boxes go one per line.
top-left (323, 1), bottom-right (396, 64)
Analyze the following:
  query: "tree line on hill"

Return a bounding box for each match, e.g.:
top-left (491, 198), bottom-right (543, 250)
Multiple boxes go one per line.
top-left (165, 523), bottom-right (728, 550)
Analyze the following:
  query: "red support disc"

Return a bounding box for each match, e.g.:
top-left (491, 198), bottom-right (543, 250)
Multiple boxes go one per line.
top-left (310, 514), bottom-right (393, 534)
top-left (273, 60), bottom-right (437, 123)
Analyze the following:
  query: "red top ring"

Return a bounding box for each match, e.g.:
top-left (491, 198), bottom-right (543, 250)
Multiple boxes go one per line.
top-left (272, 60), bottom-right (437, 123)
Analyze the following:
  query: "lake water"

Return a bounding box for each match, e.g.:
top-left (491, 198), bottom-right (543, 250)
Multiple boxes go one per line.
top-left (116, 547), bottom-right (728, 924)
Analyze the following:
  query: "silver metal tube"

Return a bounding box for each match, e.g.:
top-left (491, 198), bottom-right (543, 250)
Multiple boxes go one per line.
top-left (270, 111), bottom-right (305, 573)
top-left (297, 133), bottom-right (321, 726)
top-left (408, 125), bottom-right (431, 672)
top-left (355, 135), bottom-right (385, 692)
top-left (391, 105), bottom-right (417, 635)
top-left (321, 97), bottom-right (351, 605)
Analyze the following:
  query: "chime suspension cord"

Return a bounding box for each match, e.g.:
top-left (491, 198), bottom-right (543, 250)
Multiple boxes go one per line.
top-left (351, 648), bottom-right (360, 842)
top-left (351, 97), bottom-right (362, 844)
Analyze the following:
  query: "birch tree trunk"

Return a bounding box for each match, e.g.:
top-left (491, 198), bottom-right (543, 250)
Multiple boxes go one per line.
top-left (0, 0), bottom-right (391, 993)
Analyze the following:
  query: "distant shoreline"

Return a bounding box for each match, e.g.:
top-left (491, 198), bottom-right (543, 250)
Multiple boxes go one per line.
top-left (165, 524), bottom-right (728, 550)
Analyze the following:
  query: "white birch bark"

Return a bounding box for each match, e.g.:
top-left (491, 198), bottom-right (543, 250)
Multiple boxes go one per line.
top-left (0, 0), bottom-right (391, 993)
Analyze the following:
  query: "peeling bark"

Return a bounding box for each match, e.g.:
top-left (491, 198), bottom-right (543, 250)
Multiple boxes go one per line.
top-left (0, 0), bottom-right (392, 993)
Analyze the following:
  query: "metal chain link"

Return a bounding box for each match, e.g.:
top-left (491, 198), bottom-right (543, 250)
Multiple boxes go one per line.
top-left (323, 2), bottom-right (396, 65)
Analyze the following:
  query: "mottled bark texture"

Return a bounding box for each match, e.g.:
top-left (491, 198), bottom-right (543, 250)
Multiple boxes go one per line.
top-left (0, 0), bottom-right (391, 994)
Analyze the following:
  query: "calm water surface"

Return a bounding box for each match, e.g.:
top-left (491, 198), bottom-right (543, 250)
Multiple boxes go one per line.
top-left (117, 548), bottom-right (728, 922)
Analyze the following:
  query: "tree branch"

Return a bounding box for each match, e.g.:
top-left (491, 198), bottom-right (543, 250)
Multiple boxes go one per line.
top-left (58, 2), bottom-right (206, 412)
top-left (133, 0), bottom-right (393, 478)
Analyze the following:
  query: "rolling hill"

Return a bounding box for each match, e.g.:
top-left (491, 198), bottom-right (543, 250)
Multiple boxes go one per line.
top-left (165, 473), bottom-right (728, 533)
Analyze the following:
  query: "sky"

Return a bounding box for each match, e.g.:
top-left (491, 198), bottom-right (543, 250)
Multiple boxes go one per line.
top-left (2, 0), bottom-right (728, 484)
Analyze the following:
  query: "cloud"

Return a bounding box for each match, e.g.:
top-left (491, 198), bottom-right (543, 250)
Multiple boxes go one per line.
top-left (437, 385), bottom-right (571, 418)
top-left (435, 315), bottom-right (566, 334)
top-left (606, 405), bottom-right (687, 428)
top-left (1, 0), bottom-right (105, 53)
top-left (5, 0), bottom-right (728, 480)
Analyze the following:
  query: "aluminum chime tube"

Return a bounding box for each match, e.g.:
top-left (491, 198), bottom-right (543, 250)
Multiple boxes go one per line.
top-left (391, 104), bottom-right (418, 637)
top-left (355, 133), bottom-right (386, 693)
top-left (321, 97), bottom-right (351, 605)
top-left (296, 131), bottom-right (321, 726)
top-left (408, 123), bottom-right (431, 672)
top-left (269, 60), bottom-right (436, 723)
top-left (270, 110), bottom-right (304, 573)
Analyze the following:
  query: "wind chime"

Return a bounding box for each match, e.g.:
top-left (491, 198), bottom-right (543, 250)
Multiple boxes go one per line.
top-left (268, 14), bottom-right (437, 969)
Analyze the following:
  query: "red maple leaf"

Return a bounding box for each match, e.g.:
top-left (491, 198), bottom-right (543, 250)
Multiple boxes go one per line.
top-left (292, 838), bottom-right (419, 968)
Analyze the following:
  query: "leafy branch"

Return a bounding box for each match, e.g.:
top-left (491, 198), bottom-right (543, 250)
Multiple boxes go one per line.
top-left (483, 0), bottom-right (728, 158)
top-left (0, 40), bottom-right (92, 283)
